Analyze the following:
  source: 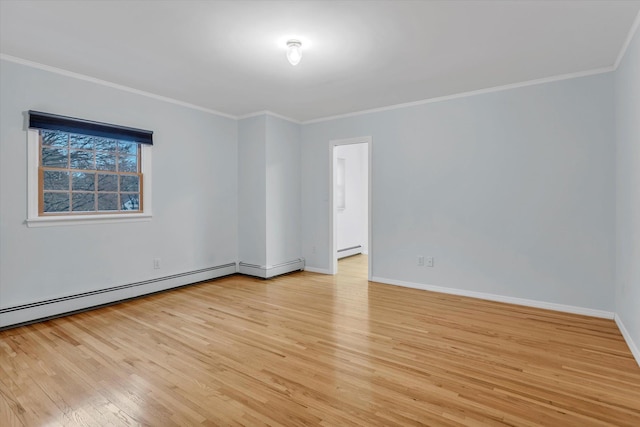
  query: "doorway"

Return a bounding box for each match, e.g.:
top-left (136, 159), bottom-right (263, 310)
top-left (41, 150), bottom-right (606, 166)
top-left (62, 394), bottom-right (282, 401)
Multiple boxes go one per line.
top-left (329, 137), bottom-right (371, 280)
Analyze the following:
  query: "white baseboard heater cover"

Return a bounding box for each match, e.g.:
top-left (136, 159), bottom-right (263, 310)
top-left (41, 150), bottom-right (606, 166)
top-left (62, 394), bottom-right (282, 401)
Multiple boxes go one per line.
top-left (0, 263), bottom-right (237, 329)
top-left (238, 258), bottom-right (305, 279)
top-left (337, 245), bottom-right (362, 259)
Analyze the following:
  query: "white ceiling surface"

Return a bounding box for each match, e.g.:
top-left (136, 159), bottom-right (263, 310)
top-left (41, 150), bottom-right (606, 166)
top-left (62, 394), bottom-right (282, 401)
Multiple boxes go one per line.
top-left (1, 1), bottom-right (639, 122)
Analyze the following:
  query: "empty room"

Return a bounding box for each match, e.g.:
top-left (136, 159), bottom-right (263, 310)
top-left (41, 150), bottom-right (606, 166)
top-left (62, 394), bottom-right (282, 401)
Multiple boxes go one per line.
top-left (1, 1), bottom-right (639, 425)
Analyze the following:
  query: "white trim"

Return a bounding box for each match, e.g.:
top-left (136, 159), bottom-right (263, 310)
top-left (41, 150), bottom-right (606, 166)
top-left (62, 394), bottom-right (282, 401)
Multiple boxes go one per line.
top-left (329, 137), bottom-right (372, 280)
top-left (330, 136), bottom-right (373, 146)
top-left (0, 54), bottom-right (236, 120)
top-left (614, 9), bottom-right (640, 70)
top-left (26, 129), bottom-right (153, 227)
top-left (27, 129), bottom-right (39, 220)
top-left (141, 143), bottom-right (152, 219)
top-left (26, 213), bottom-right (153, 228)
top-left (304, 266), bottom-right (332, 274)
top-left (237, 110), bottom-right (301, 124)
top-left (615, 314), bottom-right (640, 367)
top-left (370, 276), bottom-right (615, 320)
top-left (304, 67), bottom-right (614, 124)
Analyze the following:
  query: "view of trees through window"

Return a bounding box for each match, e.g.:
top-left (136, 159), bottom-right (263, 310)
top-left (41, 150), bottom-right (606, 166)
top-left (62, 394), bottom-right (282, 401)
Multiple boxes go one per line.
top-left (40, 130), bottom-right (141, 214)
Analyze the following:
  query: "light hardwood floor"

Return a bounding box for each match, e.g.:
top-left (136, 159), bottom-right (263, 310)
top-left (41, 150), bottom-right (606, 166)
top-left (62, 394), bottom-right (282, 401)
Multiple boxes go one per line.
top-left (1, 255), bottom-right (639, 426)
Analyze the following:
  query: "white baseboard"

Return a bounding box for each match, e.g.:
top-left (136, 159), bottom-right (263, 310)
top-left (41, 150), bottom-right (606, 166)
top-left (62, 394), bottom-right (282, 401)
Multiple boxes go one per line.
top-left (615, 314), bottom-right (640, 367)
top-left (238, 258), bottom-right (305, 279)
top-left (370, 276), bottom-right (615, 319)
top-left (0, 263), bottom-right (237, 329)
top-left (304, 266), bottom-right (332, 274)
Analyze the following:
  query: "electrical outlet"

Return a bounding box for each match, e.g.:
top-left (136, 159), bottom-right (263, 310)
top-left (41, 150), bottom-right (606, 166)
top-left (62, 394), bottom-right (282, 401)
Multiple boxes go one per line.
top-left (312, 246), bottom-right (317, 254)
top-left (153, 258), bottom-right (161, 269)
top-left (426, 257), bottom-right (434, 267)
top-left (417, 256), bottom-right (425, 266)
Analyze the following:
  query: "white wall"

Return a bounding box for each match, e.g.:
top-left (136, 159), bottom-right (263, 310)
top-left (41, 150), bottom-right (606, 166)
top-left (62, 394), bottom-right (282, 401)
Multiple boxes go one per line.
top-left (238, 114), bottom-right (302, 268)
top-left (0, 59), bottom-right (238, 312)
top-left (265, 115), bottom-right (301, 266)
top-left (238, 116), bottom-right (267, 266)
top-left (335, 143), bottom-right (368, 253)
top-left (614, 24), bottom-right (640, 359)
top-left (302, 73), bottom-right (615, 312)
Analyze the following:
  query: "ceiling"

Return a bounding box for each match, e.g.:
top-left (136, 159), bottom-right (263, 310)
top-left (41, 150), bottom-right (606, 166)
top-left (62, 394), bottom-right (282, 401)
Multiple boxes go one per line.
top-left (1, 0), bottom-right (639, 122)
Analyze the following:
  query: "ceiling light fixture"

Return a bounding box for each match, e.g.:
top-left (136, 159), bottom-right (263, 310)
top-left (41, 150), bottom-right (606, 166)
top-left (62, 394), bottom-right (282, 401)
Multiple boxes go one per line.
top-left (286, 39), bottom-right (302, 66)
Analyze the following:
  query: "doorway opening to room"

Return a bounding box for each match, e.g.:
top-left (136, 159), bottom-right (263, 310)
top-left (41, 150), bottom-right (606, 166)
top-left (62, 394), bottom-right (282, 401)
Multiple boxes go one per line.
top-left (329, 137), bottom-right (371, 280)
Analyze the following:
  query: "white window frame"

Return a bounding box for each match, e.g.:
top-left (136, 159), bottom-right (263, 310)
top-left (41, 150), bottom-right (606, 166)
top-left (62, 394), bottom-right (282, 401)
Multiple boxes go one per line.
top-left (26, 129), bottom-right (153, 227)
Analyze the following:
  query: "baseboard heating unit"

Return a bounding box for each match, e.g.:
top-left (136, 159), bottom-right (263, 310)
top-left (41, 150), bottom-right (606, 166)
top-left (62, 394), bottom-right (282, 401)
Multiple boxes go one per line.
top-left (337, 245), bottom-right (362, 259)
top-left (0, 263), bottom-right (237, 329)
top-left (238, 258), bottom-right (305, 279)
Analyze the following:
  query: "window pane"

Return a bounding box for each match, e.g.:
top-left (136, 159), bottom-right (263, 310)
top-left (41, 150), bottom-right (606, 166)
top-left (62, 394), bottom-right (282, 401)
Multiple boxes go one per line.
top-left (38, 129), bottom-right (145, 217)
top-left (41, 130), bottom-right (68, 147)
top-left (69, 150), bottom-right (95, 170)
top-left (43, 192), bottom-right (70, 212)
top-left (98, 193), bottom-right (119, 211)
top-left (71, 192), bottom-right (95, 212)
top-left (118, 141), bottom-right (138, 155)
top-left (43, 171), bottom-right (69, 190)
top-left (69, 134), bottom-right (94, 150)
top-left (96, 151), bottom-right (117, 171)
top-left (72, 172), bottom-right (95, 191)
top-left (97, 174), bottom-right (118, 191)
top-left (118, 154), bottom-right (138, 172)
top-left (42, 147), bottom-right (68, 168)
top-left (120, 175), bottom-right (139, 192)
top-left (121, 194), bottom-right (140, 211)
top-left (95, 138), bottom-right (117, 152)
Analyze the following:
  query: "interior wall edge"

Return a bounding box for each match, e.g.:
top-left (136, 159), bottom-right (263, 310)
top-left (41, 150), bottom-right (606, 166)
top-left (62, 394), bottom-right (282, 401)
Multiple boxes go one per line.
top-left (615, 314), bottom-right (640, 367)
top-left (613, 8), bottom-right (640, 70)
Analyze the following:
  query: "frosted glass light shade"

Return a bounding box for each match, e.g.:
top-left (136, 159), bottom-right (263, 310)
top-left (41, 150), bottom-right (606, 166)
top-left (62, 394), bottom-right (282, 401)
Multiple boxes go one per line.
top-left (286, 40), bottom-right (302, 66)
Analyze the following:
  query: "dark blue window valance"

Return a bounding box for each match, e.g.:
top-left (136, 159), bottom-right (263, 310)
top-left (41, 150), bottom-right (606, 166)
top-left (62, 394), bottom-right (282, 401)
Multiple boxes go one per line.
top-left (29, 110), bottom-right (153, 145)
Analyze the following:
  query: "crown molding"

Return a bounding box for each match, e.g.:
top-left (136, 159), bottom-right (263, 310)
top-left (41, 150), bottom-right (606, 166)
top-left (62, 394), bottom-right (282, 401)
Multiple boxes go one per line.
top-left (0, 53), bottom-right (619, 126)
top-left (0, 53), bottom-right (237, 120)
top-left (237, 110), bottom-right (301, 124)
top-left (303, 66), bottom-right (614, 124)
top-left (614, 8), bottom-right (640, 70)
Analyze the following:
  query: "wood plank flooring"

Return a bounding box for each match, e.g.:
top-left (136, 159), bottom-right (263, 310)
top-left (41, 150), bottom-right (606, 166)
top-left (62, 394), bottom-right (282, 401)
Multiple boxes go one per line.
top-left (1, 255), bottom-right (639, 426)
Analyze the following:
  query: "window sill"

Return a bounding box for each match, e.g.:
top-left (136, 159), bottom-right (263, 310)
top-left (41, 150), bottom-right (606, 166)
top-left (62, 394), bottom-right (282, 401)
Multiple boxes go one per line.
top-left (26, 213), bottom-right (152, 228)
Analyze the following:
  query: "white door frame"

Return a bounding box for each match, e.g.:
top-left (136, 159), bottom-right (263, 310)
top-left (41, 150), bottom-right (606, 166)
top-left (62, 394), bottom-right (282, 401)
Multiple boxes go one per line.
top-left (329, 136), bottom-right (372, 280)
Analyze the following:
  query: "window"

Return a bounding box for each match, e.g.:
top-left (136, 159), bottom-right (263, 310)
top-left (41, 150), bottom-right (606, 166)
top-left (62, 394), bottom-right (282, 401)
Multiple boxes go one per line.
top-left (40, 130), bottom-right (142, 214)
top-left (27, 111), bottom-right (153, 227)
